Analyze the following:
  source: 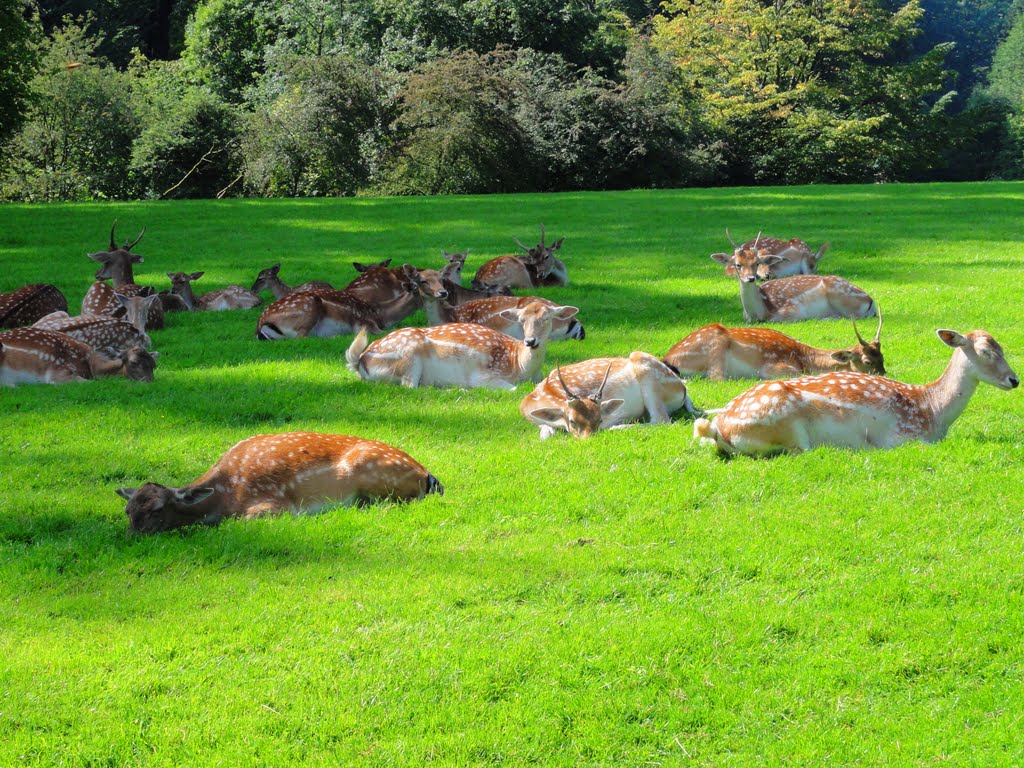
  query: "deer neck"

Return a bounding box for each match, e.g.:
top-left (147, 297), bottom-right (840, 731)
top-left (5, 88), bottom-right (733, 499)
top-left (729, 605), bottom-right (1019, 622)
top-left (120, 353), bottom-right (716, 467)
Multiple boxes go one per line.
top-left (88, 351), bottom-right (125, 378)
top-left (738, 279), bottom-right (769, 322)
top-left (269, 277), bottom-right (292, 299)
top-left (804, 344), bottom-right (844, 373)
top-left (514, 336), bottom-right (549, 380)
top-left (375, 290), bottom-right (420, 327)
top-left (110, 262), bottom-right (135, 288)
top-left (421, 295), bottom-right (454, 326)
top-left (173, 283), bottom-right (197, 310)
top-left (922, 348), bottom-right (981, 440)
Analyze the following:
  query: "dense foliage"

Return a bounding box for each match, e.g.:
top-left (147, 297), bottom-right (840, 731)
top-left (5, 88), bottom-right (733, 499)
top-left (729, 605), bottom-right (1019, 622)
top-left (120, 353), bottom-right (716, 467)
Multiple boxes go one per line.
top-left (2, 0), bottom-right (1022, 199)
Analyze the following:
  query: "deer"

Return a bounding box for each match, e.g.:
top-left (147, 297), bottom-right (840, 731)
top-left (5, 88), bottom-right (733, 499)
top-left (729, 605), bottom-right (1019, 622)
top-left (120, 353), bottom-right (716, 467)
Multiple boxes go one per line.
top-left (712, 244), bottom-right (876, 323)
top-left (82, 221), bottom-right (164, 330)
top-left (346, 301), bottom-right (579, 390)
top-left (520, 353), bottom-right (701, 440)
top-left (33, 294), bottom-right (156, 354)
top-left (415, 286), bottom-right (585, 341)
top-left (251, 264), bottom-right (334, 299)
top-left (663, 313), bottom-right (884, 381)
top-left (256, 289), bottom-right (386, 340)
top-left (437, 249), bottom-right (512, 304)
top-left (694, 329), bottom-right (1018, 456)
top-left (165, 272), bottom-right (262, 311)
top-left (471, 225), bottom-right (567, 290)
top-left (0, 284), bottom-right (69, 329)
top-left (116, 432), bottom-right (443, 533)
top-left (715, 230), bottom-right (828, 279)
top-left (0, 327), bottom-right (157, 386)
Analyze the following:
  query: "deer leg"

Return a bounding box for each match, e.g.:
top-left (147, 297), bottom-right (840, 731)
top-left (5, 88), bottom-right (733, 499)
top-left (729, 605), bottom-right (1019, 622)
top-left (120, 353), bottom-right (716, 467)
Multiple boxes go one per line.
top-left (400, 355), bottom-right (423, 388)
top-left (539, 425), bottom-right (557, 441)
top-left (761, 362), bottom-right (802, 378)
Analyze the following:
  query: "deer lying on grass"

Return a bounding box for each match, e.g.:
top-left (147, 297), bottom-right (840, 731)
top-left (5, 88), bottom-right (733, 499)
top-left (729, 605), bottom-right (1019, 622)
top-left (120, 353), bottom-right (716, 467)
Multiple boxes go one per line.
top-left (117, 432), bottom-right (443, 533)
top-left (251, 264), bottom-right (334, 299)
top-left (694, 329), bottom-right (1018, 455)
top-left (0, 284), bottom-right (68, 329)
top-left (663, 314), bottom-right (884, 380)
top-left (417, 287), bottom-right (585, 341)
top-left (520, 353), bottom-right (701, 439)
top-left (436, 249), bottom-right (510, 303)
top-left (346, 301), bottom-right (578, 389)
top-left (712, 244), bottom-right (876, 323)
top-left (82, 221), bottom-right (164, 329)
top-left (0, 328), bottom-right (157, 386)
top-left (715, 230), bottom-right (828, 279)
top-left (36, 293), bottom-right (157, 348)
top-left (166, 272), bottom-right (261, 311)
top-left (472, 225), bottom-right (567, 290)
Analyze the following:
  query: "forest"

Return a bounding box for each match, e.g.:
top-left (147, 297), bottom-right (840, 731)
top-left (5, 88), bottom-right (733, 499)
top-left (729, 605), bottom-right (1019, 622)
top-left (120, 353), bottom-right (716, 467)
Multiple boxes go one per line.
top-left (2, 0), bottom-right (1023, 200)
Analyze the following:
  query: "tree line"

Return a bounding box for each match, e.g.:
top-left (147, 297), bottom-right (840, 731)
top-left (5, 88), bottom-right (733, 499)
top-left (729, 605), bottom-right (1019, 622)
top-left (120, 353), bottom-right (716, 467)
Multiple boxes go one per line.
top-left (2, 0), bottom-right (1023, 201)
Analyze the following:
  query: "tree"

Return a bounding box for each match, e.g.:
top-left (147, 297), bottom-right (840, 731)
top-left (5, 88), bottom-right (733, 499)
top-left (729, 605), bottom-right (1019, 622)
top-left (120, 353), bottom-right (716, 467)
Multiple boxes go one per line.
top-left (0, 0), bottom-right (39, 145)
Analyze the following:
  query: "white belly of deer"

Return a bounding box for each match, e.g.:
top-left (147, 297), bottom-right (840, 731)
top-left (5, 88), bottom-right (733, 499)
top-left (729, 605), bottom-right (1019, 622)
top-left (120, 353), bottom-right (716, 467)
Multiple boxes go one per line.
top-left (776, 289), bottom-right (834, 320)
top-left (420, 341), bottom-right (504, 387)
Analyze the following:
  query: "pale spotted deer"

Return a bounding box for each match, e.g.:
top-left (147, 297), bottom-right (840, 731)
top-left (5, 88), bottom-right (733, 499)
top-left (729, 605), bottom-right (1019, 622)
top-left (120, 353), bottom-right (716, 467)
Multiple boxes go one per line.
top-left (33, 294), bottom-right (155, 354)
top-left (663, 314), bottom-right (884, 380)
top-left (116, 432), bottom-right (443, 533)
top-left (520, 353), bottom-right (701, 440)
top-left (251, 264), bottom-right (334, 299)
top-left (82, 221), bottom-right (164, 330)
top-left (346, 302), bottom-right (578, 390)
top-left (0, 327), bottom-right (157, 386)
top-left (471, 225), bottom-right (567, 290)
top-left (417, 290), bottom-right (585, 341)
top-left (0, 284), bottom-right (68, 328)
top-left (712, 246), bottom-right (876, 323)
top-left (166, 271), bottom-right (262, 311)
top-left (694, 329), bottom-right (1018, 455)
top-left (715, 230), bottom-right (828, 279)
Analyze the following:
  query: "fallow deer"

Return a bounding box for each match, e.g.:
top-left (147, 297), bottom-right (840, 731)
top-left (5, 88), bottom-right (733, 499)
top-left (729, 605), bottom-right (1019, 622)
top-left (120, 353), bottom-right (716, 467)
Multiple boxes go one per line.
top-left (471, 225), bottom-right (567, 290)
top-left (712, 247), bottom-right (876, 323)
top-left (251, 264), bottom-right (334, 299)
top-left (117, 432), bottom-right (443, 533)
top-left (0, 284), bottom-right (68, 328)
top-left (715, 230), bottom-right (828, 279)
top-left (663, 314), bottom-right (884, 380)
top-left (166, 272), bottom-right (262, 311)
top-left (694, 329), bottom-right (1018, 455)
top-left (520, 353), bottom-right (700, 440)
top-left (417, 290), bottom-right (585, 341)
top-left (346, 302), bottom-right (578, 390)
top-left (82, 221), bottom-right (164, 330)
top-left (33, 294), bottom-right (155, 354)
top-left (0, 328), bottom-right (157, 386)
top-left (255, 288), bottom-right (386, 340)
top-left (434, 249), bottom-right (512, 303)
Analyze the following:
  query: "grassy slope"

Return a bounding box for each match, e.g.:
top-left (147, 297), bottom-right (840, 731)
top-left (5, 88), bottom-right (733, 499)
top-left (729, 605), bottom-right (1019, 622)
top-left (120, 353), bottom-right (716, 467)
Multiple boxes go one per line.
top-left (1, 183), bottom-right (1022, 766)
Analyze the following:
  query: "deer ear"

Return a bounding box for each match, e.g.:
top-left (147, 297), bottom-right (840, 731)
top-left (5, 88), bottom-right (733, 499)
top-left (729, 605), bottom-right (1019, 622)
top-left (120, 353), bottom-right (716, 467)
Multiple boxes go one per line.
top-left (116, 487), bottom-right (138, 500)
top-left (149, 351), bottom-right (160, 360)
top-left (551, 238), bottom-right (564, 251)
top-left (529, 407), bottom-right (565, 426)
top-left (143, 293), bottom-right (159, 309)
top-left (166, 272), bottom-right (176, 280)
top-left (270, 263), bottom-right (281, 274)
top-left (175, 487), bottom-right (215, 505)
top-left (131, 254), bottom-right (144, 264)
top-left (352, 262), bottom-right (368, 272)
top-left (600, 398), bottom-right (624, 414)
top-left (830, 351), bottom-right (856, 363)
top-left (554, 306), bottom-right (579, 320)
top-left (189, 271), bottom-right (204, 281)
top-left (498, 309), bottom-right (521, 322)
top-left (937, 329), bottom-right (966, 348)
top-left (114, 293), bottom-right (131, 308)
top-left (88, 252), bottom-right (111, 263)
top-left (762, 255), bottom-right (787, 265)
top-left (710, 253), bottom-right (732, 264)
top-left (401, 264), bottom-right (419, 279)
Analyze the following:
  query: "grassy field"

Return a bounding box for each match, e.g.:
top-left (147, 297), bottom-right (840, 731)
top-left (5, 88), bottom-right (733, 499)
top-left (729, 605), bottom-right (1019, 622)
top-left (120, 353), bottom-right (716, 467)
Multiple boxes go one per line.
top-left (1, 183), bottom-right (1023, 766)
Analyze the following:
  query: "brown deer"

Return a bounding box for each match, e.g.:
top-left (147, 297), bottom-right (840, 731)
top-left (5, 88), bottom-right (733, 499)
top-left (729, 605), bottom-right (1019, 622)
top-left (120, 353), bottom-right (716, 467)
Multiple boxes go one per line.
top-left (417, 290), bottom-right (585, 341)
top-left (33, 293), bottom-right (156, 354)
top-left (0, 328), bottom-right (157, 386)
top-left (435, 249), bottom-right (512, 304)
top-left (117, 432), bottom-right (443, 533)
top-left (520, 353), bottom-right (700, 440)
top-left (715, 230), bottom-right (828, 279)
top-left (82, 221), bottom-right (164, 330)
top-left (695, 329), bottom-right (1018, 455)
top-left (712, 246), bottom-right (876, 323)
top-left (346, 302), bottom-right (578, 390)
top-left (663, 314), bottom-right (884, 380)
top-left (251, 264), bottom-right (334, 299)
top-left (165, 272), bottom-right (262, 311)
top-left (0, 284), bottom-right (69, 329)
top-left (471, 225), bottom-right (567, 290)
top-left (256, 289), bottom-right (387, 340)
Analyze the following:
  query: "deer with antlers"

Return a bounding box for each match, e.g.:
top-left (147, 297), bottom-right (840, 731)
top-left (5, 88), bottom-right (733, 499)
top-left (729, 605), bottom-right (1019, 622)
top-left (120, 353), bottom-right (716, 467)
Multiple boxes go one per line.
top-left (715, 229), bottom-right (828, 279)
top-left (695, 329), bottom-right (1018, 455)
top-left (471, 225), bottom-right (567, 290)
top-left (712, 239), bottom-right (876, 323)
top-left (34, 293), bottom-right (156, 353)
top-left (346, 301), bottom-right (578, 390)
top-left (520, 353), bottom-right (701, 439)
top-left (663, 314), bottom-right (884, 381)
top-left (117, 432), bottom-right (443, 533)
top-left (251, 264), bottom-right (334, 299)
top-left (0, 327), bottom-right (157, 386)
top-left (0, 284), bottom-right (69, 329)
top-left (165, 271), bottom-right (261, 311)
top-left (82, 221), bottom-right (165, 330)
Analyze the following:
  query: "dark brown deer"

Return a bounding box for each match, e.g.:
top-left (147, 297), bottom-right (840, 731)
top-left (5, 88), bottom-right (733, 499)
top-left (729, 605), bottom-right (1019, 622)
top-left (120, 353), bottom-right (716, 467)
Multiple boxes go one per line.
top-left (342, 262), bottom-right (449, 326)
top-left (34, 293), bottom-right (156, 353)
top-left (81, 221), bottom-right (164, 330)
top-left (0, 284), bottom-right (68, 328)
top-left (0, 328), bottom-right (157, 386)
top-left (251, 264), bottom-right (334, 299)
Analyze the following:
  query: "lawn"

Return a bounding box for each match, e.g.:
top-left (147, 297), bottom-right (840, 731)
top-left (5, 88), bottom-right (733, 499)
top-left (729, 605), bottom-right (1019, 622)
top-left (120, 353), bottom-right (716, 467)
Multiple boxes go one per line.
top-left (1, 183), bottom-right (1023, 766)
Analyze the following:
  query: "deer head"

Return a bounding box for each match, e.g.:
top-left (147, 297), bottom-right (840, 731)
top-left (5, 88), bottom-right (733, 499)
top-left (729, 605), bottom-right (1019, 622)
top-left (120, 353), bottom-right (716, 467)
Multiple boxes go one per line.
top-left (711, 235), bottom-right (782, 283)
top-left (117, 483), bottom-right (218, 533)
top-left (353, 259), bottom-right (393, 273)
top-left (251, 264), bottom-right (281, 292)
top-left (440, 250), bottom-right (469, 285)
top-left (833, 311), bottom-right (885, 374)
top-left (938, 329), bottom-right (1019, 390)
top-left (402, 264), bottom-right (448, 300)
top-left (532, 364), bottom-right (624, 439)
top-left (88, 220), bottom-right (146, 282)
top-left (513, 225), bottom-right (564, 280)
top-left (499, 301), bottom-right (578, 349)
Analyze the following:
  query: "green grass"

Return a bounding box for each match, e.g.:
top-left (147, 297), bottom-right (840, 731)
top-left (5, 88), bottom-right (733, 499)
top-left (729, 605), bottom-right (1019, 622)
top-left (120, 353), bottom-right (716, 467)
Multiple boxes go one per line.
top-left (2, 183), bottom-right (1023, 766)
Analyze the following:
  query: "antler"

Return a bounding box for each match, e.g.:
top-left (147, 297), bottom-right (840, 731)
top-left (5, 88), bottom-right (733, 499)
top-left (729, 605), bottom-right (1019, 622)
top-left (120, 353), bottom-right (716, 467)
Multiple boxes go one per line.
top-left (753, 231), bottom-right (763, 250)
top-left (124, 227), bottom-right (146, 251)
top-left (873, 306), bottom-right (883, 344)
top-left (595, 362), bottom-right (613, 401)
top-left (539, 223), bottom-right (546, 247)
top-left (851, 318), bottom-right (868, 347)
top-left (556, 365), bottom-right (579, 401)
top-left (725, 227), bottom-right (737, 249)
top-left (512, 237), bottom-right (532, 253)
top-left (109, 220), bottom-right (118, 251)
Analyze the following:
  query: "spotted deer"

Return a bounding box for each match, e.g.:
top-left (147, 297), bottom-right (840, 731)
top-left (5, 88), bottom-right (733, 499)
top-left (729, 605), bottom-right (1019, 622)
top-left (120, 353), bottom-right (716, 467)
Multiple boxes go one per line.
top-left (520, 353), bottom-right (701, 440)
top-left (417, 289), bottom-right (585, 341)
top-left (0, 284), bottom-right (68, 329)
top-left (436, 250), bottom-right (511, 304)
top-left (0, 327), bottom-right (157, 386)
top-left (82, 221), bottom-right (164, 330)
top-left (712, 246), bottom-right (876, 323)
top-left (166, 272), bottom-right (262, 311)
top-left (471, 225), bottom-right (567, 290)
top-left (251, 264), bottom-right (334, 299)
top-left (663, 314), bottom-right (884, 380)
top-left (695, 329), bottom-right (1018, 455)
top-left (116, 432), bottom-right (443, 533)
top-left (715, 230), bottom-right (828, 279)
top-left (255, 289), bottom-right (386, 340)
top-left (33, 294), bottom-right (156, 354)
top-left (346, 302), bottom-right (578, 390)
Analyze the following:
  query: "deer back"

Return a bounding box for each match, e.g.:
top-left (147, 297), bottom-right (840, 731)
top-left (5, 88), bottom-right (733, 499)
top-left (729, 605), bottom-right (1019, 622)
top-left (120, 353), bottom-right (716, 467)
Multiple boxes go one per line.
top-left (0, 284), bottom-right (69, 329)
top-left (471, 256), bottom-right (534, 290)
